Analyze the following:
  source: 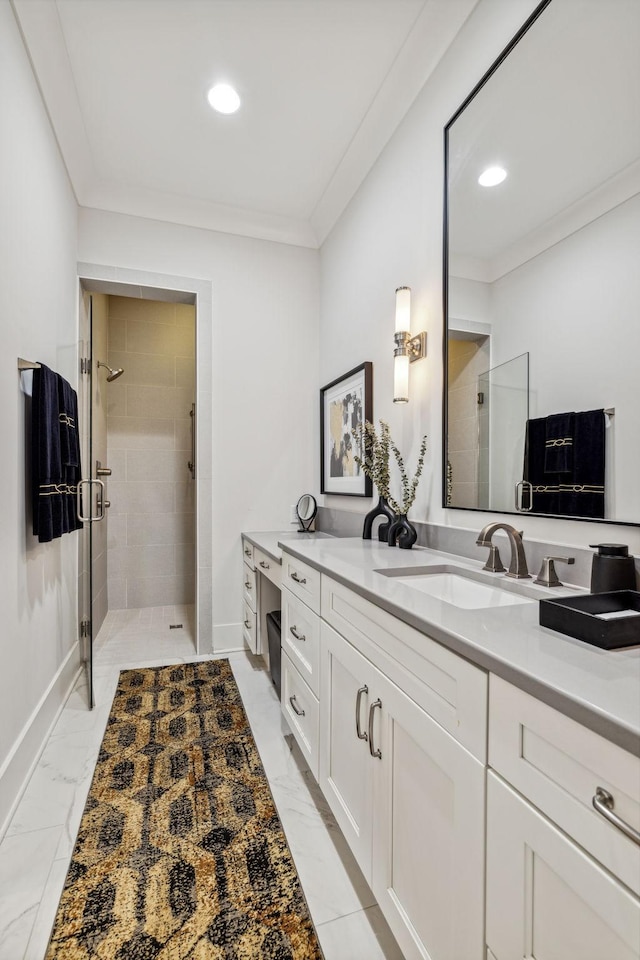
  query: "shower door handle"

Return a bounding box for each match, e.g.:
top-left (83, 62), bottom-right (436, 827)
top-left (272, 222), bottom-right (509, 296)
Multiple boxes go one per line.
top-left (77, 478), bottom-right (105, 522)
top-left (187, 403), bottom-right (196, 479)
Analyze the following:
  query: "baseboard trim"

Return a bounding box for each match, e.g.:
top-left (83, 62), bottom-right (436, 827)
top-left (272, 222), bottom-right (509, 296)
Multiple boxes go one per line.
top-left (0, 641), bottom-right (82, 840)
top-left (213, 622), bottom-right (243, 655)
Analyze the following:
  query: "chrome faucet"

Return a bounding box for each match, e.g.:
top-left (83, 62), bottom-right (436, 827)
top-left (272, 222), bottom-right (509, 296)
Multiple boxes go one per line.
top-left (476, 522), bottom-right (531, 580)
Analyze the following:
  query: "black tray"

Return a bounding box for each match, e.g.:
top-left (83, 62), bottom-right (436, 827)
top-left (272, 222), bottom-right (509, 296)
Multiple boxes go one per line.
top-left (539, 591), bottom-right (640, 649)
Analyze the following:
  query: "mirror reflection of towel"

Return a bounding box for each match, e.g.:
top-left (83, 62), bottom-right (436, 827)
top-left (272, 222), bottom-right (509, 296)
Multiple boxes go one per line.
top-left (524, 409), bottom-right (605, 518)
top-left (544, 412), bottom-right (573, 473)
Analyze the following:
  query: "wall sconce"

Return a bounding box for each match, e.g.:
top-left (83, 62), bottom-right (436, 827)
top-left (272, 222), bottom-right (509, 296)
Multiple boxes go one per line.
top-left (393, 286), bottom-right (426, 403)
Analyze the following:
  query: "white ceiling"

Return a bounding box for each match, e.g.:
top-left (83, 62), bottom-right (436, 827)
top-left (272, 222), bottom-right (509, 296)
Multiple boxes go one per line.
top-left (13, 0), bottom-right (478, 247)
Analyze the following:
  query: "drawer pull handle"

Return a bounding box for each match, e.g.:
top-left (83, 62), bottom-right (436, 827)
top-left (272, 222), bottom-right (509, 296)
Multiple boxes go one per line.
top-left (355, 685), bottom-right (368, 741)
top-left (244, 547), bottom-right (251, 557)
top-left (290, 625), bottom-right (306, 642)
top-left (259, 560), bottom-right (270, 569)
top-left (368, 699), bottom-right (382, 759)
top-left (289, 695), bottom-right (305, 717)
top-left (243, 619), bottom-right (252, 630)
top-left (244, 581), bottom-right (252, 590)
top-left (290, 572), bottom-right (307, 584)
top-left (592, 787), bottom-right (640, 845)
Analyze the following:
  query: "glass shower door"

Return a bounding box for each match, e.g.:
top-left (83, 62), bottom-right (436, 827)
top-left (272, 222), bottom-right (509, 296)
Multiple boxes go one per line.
top-left (477, 353), bottom-right (529, 513)
top-left (77, 291), bottom-right (94, 709)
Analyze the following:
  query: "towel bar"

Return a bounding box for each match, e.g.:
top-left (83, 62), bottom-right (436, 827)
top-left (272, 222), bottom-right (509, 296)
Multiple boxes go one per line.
top-left (18, 358), bottom-right (41, 370)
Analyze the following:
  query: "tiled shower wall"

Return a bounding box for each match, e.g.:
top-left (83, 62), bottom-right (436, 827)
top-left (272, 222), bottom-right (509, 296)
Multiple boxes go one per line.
top-left (106, 296), bottom-right (196, 608)
top-left (447, 337), bottom-right (490, 509)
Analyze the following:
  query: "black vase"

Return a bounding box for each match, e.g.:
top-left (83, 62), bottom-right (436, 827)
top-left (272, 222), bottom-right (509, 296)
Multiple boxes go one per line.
top-left (362, 496), bottom-right (396, 542)
top-left (387, 514), bottom-right (417, 549)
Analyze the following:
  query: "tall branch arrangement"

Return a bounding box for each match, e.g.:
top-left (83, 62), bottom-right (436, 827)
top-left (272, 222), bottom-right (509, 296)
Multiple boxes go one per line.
top-left (353, 420), bottom-right (427, 515)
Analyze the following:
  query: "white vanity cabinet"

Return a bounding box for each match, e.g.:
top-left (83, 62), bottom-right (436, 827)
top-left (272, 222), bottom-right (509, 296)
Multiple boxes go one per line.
top-left (241, 537), bottom-right (258, 654)
top-left (280, 552), bottom-right (321, 777)
top-left (319, 578), bottom-right (487, 960)
top-left (486, 677), bottom-right (640, 960)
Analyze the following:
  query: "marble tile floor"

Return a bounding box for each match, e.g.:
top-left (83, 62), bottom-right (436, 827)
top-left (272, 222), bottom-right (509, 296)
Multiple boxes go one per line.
top-left (0, 606), bottom-right (404, 960)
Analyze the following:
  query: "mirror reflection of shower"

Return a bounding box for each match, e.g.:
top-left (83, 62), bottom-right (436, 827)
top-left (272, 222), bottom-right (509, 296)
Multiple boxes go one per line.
top-left (96, 360), bottom-right (124, 382)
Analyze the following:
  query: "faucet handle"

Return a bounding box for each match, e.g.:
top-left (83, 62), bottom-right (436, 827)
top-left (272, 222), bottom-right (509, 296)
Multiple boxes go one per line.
top-left (534, 556), bottom-right (575, 587)
top-left (482, 544), bottom-right (506, 573)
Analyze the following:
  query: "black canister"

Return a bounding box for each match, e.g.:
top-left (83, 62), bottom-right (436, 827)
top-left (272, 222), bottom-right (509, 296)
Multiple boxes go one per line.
top-left (589, 543), bottom-right (637, 593)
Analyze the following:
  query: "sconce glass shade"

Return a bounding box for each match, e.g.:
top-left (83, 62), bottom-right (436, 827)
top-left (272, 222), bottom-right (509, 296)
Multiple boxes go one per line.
top-left (395, 286), bottom-right (411, 333)
top-left (394, 353), bottom-right (409, 404)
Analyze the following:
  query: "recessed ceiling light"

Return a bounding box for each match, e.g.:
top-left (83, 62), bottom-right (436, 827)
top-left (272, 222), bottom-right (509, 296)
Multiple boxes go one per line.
top-left (207, 83), bottom-right (241, 115)
top-left (478, 166), bottom-right (507, 187)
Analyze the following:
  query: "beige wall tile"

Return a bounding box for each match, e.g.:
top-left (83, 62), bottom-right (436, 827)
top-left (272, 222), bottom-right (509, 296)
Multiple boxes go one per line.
top-left (127, 575), bottom-right (195, 608)
top-left (125, 319), bottom-right (183, 356)
top-left (125, 385), bottom-right (193, 420)
top-left (109, 296), bottom-right (176, 324)
top-left (109, 544), bottom-right (175, 579)
top-left (107, 515), bottom-right (127, 550)
top-left (107, 294), bottom-right (198, 610)
top-left (108, 350), bottom-right (176, 387)
top-left (126, 449), bottom-right (191, 483)
top-left (106, 448), bottom-right (126, 481)
top-left (107, 480), bottom-right (175, 516)
top-left (175, 356), bottom-right (195, 391)
top-left (127, 513), bottom-right (195, 546)
top-left (174, 481), bottom-right (195, 514)
top-left (108, 317), bottom-right (127, 352)
top-left (108, 579), bottom-right (126, 610)
top-left (174, 418), bottom-right (192, 452)
top-left (108, 416), bottom-right (175, 450)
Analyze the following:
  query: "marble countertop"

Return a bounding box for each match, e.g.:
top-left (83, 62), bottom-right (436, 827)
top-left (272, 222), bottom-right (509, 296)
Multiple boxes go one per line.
top-left (276, 536), bottom-right (640, 755)
top-left (242, 530), bottom-right (333, 564)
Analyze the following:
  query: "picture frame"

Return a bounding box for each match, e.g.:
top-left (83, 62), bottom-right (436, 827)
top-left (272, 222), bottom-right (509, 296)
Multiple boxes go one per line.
top-left (320, 361), bottom-right (373, 497)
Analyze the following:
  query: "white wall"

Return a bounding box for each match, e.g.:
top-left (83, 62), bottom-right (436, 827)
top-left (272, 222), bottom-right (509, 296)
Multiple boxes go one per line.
top-left (318, 0), bottom-right (640, 555)
top-left (0, 0), bottom-right (81, 830)
top-left (78, 209), bottom-right (319, 649)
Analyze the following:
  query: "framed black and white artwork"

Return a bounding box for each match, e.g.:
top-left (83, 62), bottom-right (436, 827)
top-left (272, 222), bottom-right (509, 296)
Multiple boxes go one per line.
top-left (320, 361), bottom-right (372, 497)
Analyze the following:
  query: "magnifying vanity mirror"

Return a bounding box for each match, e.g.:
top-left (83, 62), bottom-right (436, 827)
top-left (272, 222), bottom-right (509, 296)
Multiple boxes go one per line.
top-left (443, 0), bottom-right (640, 525)
top-left (296, 494), bottom-right (317, 532)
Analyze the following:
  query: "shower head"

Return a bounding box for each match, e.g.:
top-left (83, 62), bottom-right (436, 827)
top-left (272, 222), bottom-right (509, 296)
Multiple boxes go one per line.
top-left (97, 361), bottom-right (124, 382)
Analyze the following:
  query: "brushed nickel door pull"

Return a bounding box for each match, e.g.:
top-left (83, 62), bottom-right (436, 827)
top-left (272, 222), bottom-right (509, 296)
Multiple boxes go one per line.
top-left (259, 560), bottom-right (270, 569)
top-left (244, 547), bottom-right (252, 557)
top-left (244, 580), bottom-right (252, 590)
top-left (290, 572), bottom-right (307, 584)
top-left (592, 787), bottom-right (640, 845)
top-left (289, 695), bottom-right (305, 717)
top-left (290, 625), bottom-right (306, 642)
top-left (243, 619), bottom-right (251, 630)
top-left (368, 699), bottom-right (382, 758)
top-left (355, 685), bottom-right (368, 741)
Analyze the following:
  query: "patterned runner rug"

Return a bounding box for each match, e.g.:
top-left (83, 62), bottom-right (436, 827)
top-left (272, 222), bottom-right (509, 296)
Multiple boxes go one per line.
top-left (45, 659), bottom-right (324, 959)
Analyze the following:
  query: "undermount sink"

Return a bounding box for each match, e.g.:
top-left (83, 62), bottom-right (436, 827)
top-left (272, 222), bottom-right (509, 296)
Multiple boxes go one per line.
top-left (375, 564), bottom-right (537, 610)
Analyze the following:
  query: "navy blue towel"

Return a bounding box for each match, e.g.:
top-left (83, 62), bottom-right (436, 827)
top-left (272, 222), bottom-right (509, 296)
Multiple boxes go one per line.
top-left (31, 364), bottom-right (83, 542)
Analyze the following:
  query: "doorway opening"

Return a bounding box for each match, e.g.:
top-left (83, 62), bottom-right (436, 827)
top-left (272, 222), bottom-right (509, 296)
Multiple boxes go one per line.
top-left (78, 265), bottom-right (213, 704)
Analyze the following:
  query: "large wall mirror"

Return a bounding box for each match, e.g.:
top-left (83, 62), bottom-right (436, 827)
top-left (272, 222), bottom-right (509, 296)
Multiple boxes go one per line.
top-left (443, 0), bottom-right (640, 525)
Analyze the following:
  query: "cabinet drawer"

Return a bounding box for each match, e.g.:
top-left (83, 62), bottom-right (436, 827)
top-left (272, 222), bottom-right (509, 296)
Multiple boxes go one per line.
top-left (321, 575), bottom-right (488, 761)
top-left (282, 653), bottom-right (319, 778)
top-left (241, 538), bottom-right (254, 568)
top-left (281, 587), bottom-right (320, 696)
top-left (282, 552), bottom-right (320, 614)
top-left (254, 547), bottom-right (281, 588)
top-left (242, 601), bottom-right (257, 655)
top-left (242, 563), bottom-right (257, 612)
top-left (489, 675), bottom-right (640, 895)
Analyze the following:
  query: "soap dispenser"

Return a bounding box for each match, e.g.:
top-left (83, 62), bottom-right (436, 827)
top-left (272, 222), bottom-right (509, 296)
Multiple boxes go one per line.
top-left (589, 543), bottom-right (636, 593)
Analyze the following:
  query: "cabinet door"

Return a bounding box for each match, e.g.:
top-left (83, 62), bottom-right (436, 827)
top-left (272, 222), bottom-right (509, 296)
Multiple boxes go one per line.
top-left (372, 672), bottom-right (486, 960)
top-left (319, 622), bottom-right (376, 879)
top-left (487, 772), bottom-right (640, 960)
